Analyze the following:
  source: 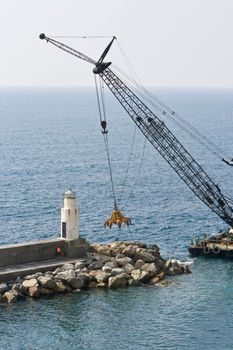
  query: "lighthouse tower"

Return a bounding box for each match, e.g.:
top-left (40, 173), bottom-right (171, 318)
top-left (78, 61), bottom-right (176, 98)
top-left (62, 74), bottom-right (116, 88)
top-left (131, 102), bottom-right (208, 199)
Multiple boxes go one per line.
top-left (61, 189), bottom-right (79, 240)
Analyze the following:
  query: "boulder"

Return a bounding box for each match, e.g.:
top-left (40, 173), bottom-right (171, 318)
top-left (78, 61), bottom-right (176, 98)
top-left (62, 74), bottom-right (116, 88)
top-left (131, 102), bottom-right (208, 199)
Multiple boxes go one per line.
top-left (149, 276), bottom-right (160, 284)
top-left (55, 269), bottom-right (76, 281)
top-left (24, 274), bottom-right (37, 280)
top-left (68, 277), bottom-right (84, 290)
top-left (124, 263), bottom-right (135, 274)
top-left (122, 245), bottom-right (136, 258)
top-left (157, 272), bottom-right (165, 280)
top-left (104, 261), bottom-right (118, 269)
top-left (109, 247), bottom-right (124, 257)
top-left (168, 267), bottom-right (183, 275)
top-left (133, 249), bottom-right (155, 263)
top-left (0, 294), bottom-right (8, 303)
top-left (0, 282), bottom-right (10, 294)
top-left (131, 269), bottom-right (150, 283)
top-left (89, 269), bottom-right (102, 279)
top-left (4, 291), bottom-right (17, 303)
top-left (102, 265), bottom-right (112, 273)
top-left (38, 276), bottom-right (57, 290)
top-left (60, 263), bottom-right (75, 271)
top-left (90, 243), bottom-right (103, 253)
top-left (74, 261), bottom-right (86, 270)
top-left (35, 272), bottom-right (43, 278)
top-left (97, 246), bottom-right (111, 256)
top-left (12, 283), bottom-right (27, 296)
top-left (134, 260), bottom-right (145, 270)
top-left (88, 281), bottom-right (98, 288)
top-left (53, 282), bottom-right (66, 293)
top-left (165, 260), bottom-right (172, 269)
top-left (115, 257), bottom-right (133, 267)
top-left (141, 263), bottom-right (158, 277)
top-left (77, 274), bottom-right (92, 286)
top-left (65, 285), bottom-right (73, 293)
top-left (128, 278), bottom-right (140, 287)
top-left (39, 287), bottom-right (54, 295)
top-left (108, 275), bottom-right (128, 289)
top-left (95, 272), bottom-right (111, 283)
top-left (111, 268), bottom-right (126, 276)
top-left (22, 278), bottom-right (38, 289)
top-left (88, 261), bottom-right (104, 270)
top-left (28, 286), bottom-right (40, 298)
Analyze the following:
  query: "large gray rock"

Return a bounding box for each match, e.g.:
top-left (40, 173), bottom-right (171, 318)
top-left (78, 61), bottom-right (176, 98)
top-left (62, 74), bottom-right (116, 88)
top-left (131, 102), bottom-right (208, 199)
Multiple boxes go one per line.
top-left (60, 263), bottom-right (75, 271)
top-left (134, 260), bottom-right (145, 269)
top-left (0, 282), bottom-right (10, 294)
top-left (128, 278), bottom-right (140, 287)
top-left (22, 278), bottom-right (38, 289)
top-left (74, 261), bottom-right (86, 270)
top-left (124, 263), bottom-right (135, 274)
top-left (77, 274), bottom-right (92, 286)
top-left (131, 269), bottom-right (150, 283)
top-left (115, 256), bottom-right (133, 267)
top-left (95, 272), bottom-right (111, 283)
top-left (55, 269), bottom-right (76, 281)
top-left (102, 265), bottom-right (112, 273)
top-left (38, 276), bottom-right (57, 290)
top-left (104, 261), bottom-right (118, 269)
top-left (93, 254), bottom-right (111, 263)
top-left (111, 268), bottom-right (126, 276)
top-left (68, 277), bottom-right (84, 290)
top-left (12, 283), bottom-right (27, 296)
top-left (133, 249), bottom-right (155, 263)
top-left (122, 245), bottom-right (137, 258)
top-left (108, 274), bottom-right (128, 289)
top-left (109, 247), bottom-right (125, 257)
top-left (39, 287), bottom-right (54, 295)
top-left (88, 261), bottom-right (104, 270)
top-left (141, 263), bottom-right (158, 277)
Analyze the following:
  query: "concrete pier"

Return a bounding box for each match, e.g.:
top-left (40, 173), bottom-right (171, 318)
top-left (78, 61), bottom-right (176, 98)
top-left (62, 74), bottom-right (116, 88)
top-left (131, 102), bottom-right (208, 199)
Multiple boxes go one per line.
top-left (0, 237), bottom-right (87, 268)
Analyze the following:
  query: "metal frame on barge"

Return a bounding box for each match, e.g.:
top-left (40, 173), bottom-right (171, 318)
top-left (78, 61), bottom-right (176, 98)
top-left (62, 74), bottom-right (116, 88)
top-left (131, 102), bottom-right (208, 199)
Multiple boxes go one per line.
top-left (189, 228), bottom-right (233, 258)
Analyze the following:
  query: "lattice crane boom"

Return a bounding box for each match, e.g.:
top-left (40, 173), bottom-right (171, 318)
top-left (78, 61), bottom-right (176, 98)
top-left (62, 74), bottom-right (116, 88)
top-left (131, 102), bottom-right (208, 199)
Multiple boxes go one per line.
top-left (39, 33), bottom-right (233, 227)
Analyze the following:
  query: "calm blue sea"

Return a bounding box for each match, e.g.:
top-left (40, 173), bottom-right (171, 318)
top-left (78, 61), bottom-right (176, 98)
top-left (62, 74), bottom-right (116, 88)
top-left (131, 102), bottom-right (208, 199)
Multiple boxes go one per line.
top-left (0, 87), bottom-right (233, 350)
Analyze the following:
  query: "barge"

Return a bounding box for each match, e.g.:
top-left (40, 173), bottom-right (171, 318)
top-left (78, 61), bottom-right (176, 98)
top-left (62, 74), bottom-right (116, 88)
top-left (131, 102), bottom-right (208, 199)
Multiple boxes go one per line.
top-left (188, 228), bottom-right (233, 258)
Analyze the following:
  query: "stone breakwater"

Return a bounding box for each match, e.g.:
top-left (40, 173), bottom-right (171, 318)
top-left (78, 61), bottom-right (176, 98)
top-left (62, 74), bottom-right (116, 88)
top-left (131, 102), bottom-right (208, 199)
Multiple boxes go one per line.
top-left (0, 241), bottom-right (191, 304)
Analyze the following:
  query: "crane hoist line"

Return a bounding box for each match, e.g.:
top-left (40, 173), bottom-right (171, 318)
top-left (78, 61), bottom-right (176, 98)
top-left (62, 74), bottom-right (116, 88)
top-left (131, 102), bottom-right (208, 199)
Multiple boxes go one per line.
top-left (39, 33), bottom-right (233, 228)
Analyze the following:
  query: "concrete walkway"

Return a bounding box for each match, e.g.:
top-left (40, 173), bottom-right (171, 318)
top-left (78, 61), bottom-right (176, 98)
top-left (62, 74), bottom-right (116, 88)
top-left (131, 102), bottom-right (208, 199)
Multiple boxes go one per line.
top-left (0, 257), bottom-right (87, 283)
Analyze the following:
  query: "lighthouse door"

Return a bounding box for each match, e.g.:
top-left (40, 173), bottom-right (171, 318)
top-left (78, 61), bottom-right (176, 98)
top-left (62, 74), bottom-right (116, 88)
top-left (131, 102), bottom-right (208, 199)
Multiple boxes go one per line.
top-left (62, 222), bottom-right (66, 238)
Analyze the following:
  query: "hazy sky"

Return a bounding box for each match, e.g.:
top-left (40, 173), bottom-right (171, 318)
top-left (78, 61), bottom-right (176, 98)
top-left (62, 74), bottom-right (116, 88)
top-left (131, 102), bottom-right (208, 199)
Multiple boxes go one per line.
top-left (1, 0), bottom-right (233, 87)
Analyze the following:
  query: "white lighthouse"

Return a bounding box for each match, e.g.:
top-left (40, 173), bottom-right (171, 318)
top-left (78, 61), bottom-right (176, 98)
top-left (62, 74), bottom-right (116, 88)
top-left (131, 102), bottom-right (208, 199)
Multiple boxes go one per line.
top-left (61, 189), bottom-right (80, 240)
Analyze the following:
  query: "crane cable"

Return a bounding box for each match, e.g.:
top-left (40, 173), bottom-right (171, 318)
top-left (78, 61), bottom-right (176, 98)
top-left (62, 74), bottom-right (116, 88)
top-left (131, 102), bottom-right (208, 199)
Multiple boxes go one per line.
top-left (111, 43), bottom-right (232, 163)
top-left (119, 125), bottom-right (137, 205)
top-left (112, 64), bottom-right (230, 161)
top-left (94, 74), bottom-right (118, 210)
top-left (123, 136), bottom-right (147, 211)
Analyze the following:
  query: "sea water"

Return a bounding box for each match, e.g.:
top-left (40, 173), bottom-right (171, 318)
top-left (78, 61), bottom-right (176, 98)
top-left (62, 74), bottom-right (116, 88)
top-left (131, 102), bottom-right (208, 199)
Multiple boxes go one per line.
top-left (0, 87), bottom-right (233, 349)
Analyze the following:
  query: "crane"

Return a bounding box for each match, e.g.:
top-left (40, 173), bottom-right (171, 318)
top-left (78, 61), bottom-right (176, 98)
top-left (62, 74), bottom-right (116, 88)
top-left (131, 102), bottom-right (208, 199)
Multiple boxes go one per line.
top-left (39, 33), bottom-right (233, 228)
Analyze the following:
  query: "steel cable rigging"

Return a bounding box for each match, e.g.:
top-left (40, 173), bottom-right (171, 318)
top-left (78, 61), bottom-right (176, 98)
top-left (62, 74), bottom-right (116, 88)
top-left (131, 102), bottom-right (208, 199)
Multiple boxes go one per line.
top-left (111, 46), bottom-right (232, 164)
top-left (94, 74), bottom-right (132, 228)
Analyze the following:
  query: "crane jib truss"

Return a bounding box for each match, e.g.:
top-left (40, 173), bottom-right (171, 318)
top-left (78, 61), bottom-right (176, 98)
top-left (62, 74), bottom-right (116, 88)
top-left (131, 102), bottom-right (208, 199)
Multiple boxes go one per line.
top-left (39, 34), bottom-right (233, 227)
